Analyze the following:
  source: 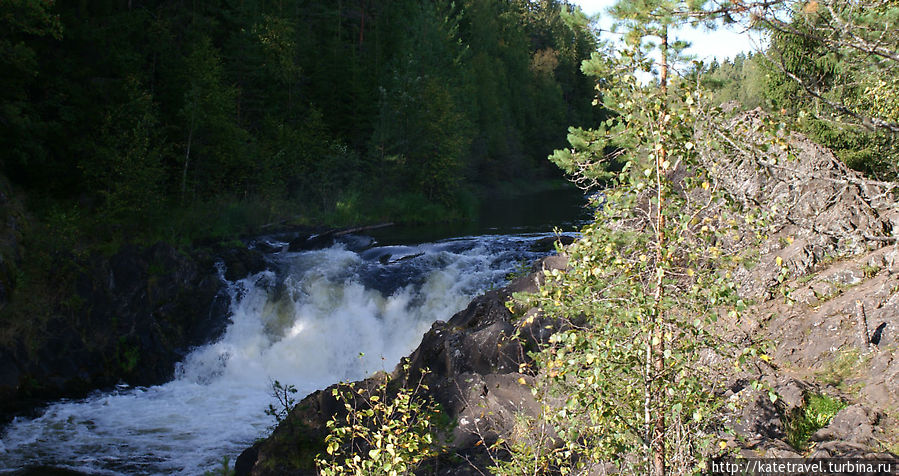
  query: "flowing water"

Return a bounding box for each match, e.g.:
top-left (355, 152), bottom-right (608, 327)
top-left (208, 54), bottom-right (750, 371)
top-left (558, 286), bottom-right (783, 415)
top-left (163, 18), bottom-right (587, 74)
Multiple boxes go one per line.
top-left (0, 188), bottom-right (588, 475)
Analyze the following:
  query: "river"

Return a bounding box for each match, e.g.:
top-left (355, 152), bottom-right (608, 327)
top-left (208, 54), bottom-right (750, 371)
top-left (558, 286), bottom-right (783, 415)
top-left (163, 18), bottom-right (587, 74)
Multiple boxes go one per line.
top-left (0, 188), bottom-right (589, 475)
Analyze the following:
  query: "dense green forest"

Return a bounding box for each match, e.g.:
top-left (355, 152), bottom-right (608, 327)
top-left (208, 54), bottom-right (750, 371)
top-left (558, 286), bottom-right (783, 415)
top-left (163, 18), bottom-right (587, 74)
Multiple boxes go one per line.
top-left (1, 0), bottom-right (598, 246)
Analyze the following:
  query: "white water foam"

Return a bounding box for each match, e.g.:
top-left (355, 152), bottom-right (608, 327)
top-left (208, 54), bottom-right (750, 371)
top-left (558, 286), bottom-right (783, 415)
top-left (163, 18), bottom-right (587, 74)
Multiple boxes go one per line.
top-left (0, 234), bottom-right (555, 475)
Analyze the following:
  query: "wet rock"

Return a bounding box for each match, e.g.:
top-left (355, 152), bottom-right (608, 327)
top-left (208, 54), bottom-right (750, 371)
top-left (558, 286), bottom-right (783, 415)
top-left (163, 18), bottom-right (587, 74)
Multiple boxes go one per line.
top-left (251, 239), bottom-right (287, 254)
top-left (288, 232), bottom-right (334, 252)
top-left (219, 245), bottom-right (266, 282)
top-left (531, 234), bottom-right (576, 252)
top-left (335, 234), bottom-right (376, 252)
top-left (234, 445), bottom-right (261, 476)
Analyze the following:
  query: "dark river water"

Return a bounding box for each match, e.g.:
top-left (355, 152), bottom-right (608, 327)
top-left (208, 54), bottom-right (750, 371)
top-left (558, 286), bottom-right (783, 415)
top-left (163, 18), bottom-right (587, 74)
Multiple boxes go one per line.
top-left (368, 186), bottom-right (591, 244)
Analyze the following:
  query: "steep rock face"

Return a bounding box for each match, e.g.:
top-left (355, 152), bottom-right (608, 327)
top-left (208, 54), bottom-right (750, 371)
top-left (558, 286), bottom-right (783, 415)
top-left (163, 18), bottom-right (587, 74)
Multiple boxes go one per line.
top-left (699, 109), bottom-right (897, 299)
top-left (0, 243), bottom-right (265, 420)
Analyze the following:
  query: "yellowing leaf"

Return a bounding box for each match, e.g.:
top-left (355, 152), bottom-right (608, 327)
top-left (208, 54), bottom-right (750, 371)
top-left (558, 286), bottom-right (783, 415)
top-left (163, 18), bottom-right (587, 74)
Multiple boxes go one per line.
top-left (775, 256), bottom-right (783, 266)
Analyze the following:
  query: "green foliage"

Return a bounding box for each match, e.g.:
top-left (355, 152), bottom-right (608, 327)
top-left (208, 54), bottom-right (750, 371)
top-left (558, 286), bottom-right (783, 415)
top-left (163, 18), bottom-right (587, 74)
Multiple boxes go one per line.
top-left (115, 337), bottom-right (141, 374)
top-left (759, 0), bottom-right (899, 180)
top-left (81, 79), bottom-right (167, 235)
top-left (783, 394), bottom-right (846, 452)
top-left (179, 34), bottom-right (249, 202)
top-left (316, 369), bottom-right (443, 476)
top-left (0, 0), bottom-right (62, 177)
top-left (697, 54), bottom-right (767, 110)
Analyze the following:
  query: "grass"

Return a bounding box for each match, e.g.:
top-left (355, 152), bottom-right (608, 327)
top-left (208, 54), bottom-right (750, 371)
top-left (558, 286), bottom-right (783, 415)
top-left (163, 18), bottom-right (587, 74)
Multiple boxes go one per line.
top-left (815, 347), bottom-right (871, 389)
top-left (861, 263), bottom-right (881, 278)
top-left (783, 393), bottom-right (847, 451)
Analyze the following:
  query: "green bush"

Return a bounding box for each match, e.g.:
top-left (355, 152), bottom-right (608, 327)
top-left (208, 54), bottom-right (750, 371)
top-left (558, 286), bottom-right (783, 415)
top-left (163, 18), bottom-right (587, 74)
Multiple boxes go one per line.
top-left (316, 368), bottom-right (443, 476)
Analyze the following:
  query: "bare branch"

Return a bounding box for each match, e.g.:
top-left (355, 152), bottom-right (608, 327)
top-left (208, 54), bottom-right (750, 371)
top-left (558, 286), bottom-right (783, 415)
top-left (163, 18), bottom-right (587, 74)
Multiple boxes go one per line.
top-left (769, 55), bottom-right (899, 133)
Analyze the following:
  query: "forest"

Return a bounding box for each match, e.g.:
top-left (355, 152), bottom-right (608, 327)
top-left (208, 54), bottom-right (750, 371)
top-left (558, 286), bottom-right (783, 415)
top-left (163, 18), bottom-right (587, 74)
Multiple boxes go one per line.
top-left (3, 0), bottom-right (896, 251)
top-left (1, 0), bottom-right (598, 247)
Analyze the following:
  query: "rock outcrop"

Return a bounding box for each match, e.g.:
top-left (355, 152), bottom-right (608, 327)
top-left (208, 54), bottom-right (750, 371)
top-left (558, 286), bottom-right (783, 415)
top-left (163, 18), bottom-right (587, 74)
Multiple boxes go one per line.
top-left (701, 110), bottom-right (899, 461)
top-left (0, 242), bottom-right (266, 421)
top-left (700, 109), bottom-right (897, 299)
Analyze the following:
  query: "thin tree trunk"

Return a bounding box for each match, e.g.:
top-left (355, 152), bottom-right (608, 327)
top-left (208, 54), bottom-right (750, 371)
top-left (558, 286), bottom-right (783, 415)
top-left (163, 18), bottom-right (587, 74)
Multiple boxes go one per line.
top-left (645, 326), bottom-right (654, 476)
top-left (856, 300), bottom-right (871, 353)
top-left (650, 25), bottom-right (670, 476)
top-left (651, 167), bottom-right (666, 476)
top-left (660, 26), bottom-right (669, 95)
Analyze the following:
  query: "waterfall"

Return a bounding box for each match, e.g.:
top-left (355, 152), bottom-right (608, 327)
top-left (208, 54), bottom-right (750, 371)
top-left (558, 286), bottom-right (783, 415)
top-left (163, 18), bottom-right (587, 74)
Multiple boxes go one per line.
top-left (0, 233), bottom-right (565, 475)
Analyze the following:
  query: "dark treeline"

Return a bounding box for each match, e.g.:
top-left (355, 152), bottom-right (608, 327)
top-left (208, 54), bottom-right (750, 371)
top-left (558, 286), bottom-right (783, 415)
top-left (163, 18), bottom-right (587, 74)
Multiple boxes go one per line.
top-left (1, 0), bottom-right (598, 243)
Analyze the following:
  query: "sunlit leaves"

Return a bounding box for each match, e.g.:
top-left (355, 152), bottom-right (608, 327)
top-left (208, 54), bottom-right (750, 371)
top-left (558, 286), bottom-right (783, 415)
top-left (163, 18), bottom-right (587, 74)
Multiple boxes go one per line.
top-left (317, 369), bottom-right (442, 476)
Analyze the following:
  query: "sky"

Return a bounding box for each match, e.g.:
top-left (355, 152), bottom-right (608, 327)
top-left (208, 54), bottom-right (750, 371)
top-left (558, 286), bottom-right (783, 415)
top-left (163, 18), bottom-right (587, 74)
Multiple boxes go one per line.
top-left (569, 0), bottom-right (765, 62)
